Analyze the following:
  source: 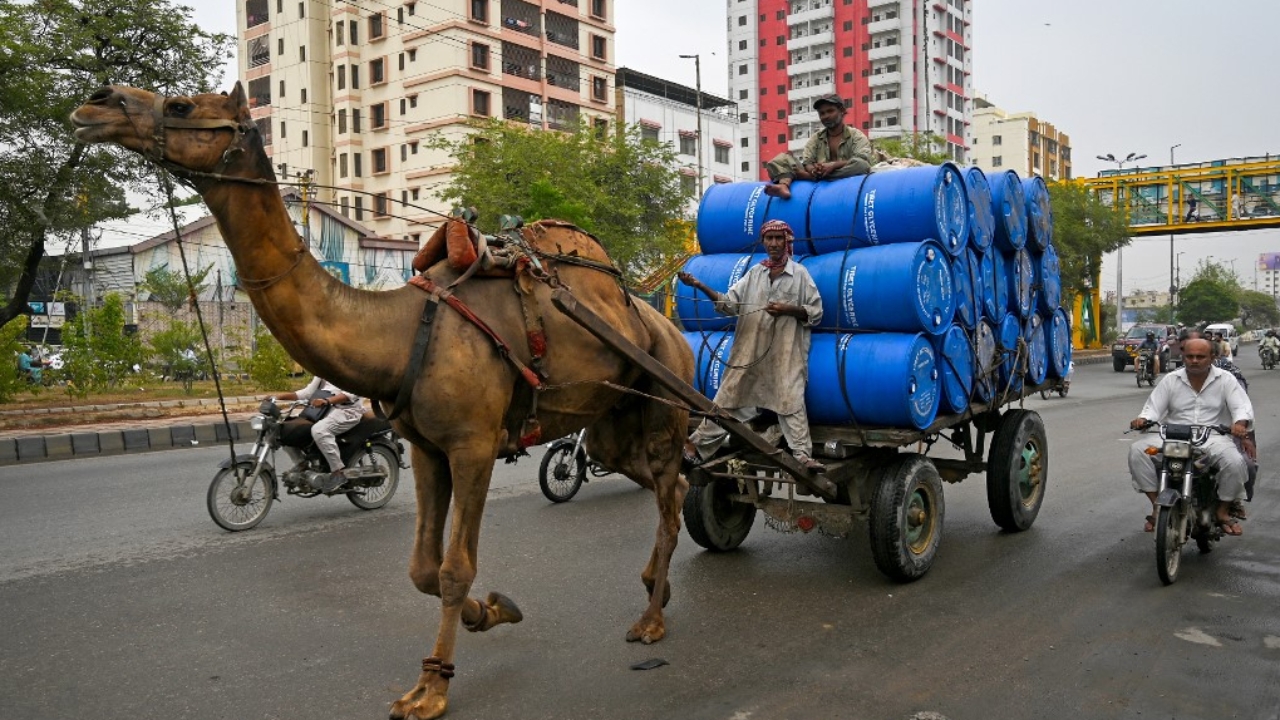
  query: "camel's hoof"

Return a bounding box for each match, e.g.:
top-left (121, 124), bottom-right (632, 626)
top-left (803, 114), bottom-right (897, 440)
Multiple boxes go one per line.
top-left (625, 618), bottom-right (667, 645)
top-left (487, 591), bottom-right (524, 625)
top-left (390, 687), bottom-right (448, 720)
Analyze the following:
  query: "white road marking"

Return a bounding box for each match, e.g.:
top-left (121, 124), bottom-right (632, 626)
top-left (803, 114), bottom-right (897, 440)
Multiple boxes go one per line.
top-left (1174, 627), bottom-right (1223, 647)
top-left (1264, 636), bottom-right (1280, 649)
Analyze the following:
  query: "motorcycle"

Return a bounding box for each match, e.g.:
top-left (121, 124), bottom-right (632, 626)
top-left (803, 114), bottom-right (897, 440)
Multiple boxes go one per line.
top-left (537, 428), bottom-right (612, 503)
top-left (206, 399), bottom-right (404, 531)
top-left (1134, 421), bottom-right (1231, 585)
top-left (1135, 350), bottom-right (1156, 387)
top-left (1260, 344), bottom-right (1278, 370)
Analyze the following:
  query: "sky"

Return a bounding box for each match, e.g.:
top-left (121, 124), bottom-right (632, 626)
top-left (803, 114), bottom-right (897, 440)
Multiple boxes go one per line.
top-left (185, 0), bottom-right (1280, 295)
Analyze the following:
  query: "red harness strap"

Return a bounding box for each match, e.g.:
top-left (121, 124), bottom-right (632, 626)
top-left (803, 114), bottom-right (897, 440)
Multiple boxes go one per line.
top-left (408, 275), bottom-right (544, 390)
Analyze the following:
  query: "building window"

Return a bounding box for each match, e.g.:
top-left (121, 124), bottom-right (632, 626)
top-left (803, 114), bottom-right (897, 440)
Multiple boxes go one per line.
top-left (338, 109), bottom-right (347, 134)
top-left (741, 137), bottom-right (749, 148)
top-left (340, 153), bottom-right (348, 177)
top-left (739, 40), bottom-right (747, 50)
top-left (371, 101), bottom-right (387, 129)
top-left (279, 79), bottom-right (285, 97)
top-left (641, 124), bottom-right (659, 142)
top-left (471, 42), bottom-right (489, 70)
top-left (370, 58), bottom-right (386, 84)
top-left (279, 120), bottom-right (286, 139)
top-left (353, 152), bottom-right (363, 177)
top-left (777, 134), bottom-right (785, 143)
top-left (680, 174), bottom-right (696, 196)
top-left (739, 112), bottom-right (748, 123)
top-left (372, 148), bottom-right (388, 174)
top-left (470, 0), bottom-right (487, 22)
top-left (590, 34), bottom-right (607, 61)
top-left (301, 129), bottom-right (308, 147)
top-left (472, 89), bottom-right (490, 117)
top-left (248, 36), bottom-right (269, 67)
top-left (739, 89), bottom-right (748, 100)
top-left (679, 135), bottom-right (696, 155)
top-left (351, 64), bottom-right (360, 89)
top-left (714, 145), bottom-right (729, 164)
top-left (300, 46), bottom-right (306, 62)
top-left (369, 12), bottom-right (384, 40)
top-left (301, 88), bottom-right (307, 103)
top-left (591, 76), bottom-right (607, 102)
top-left (992, 156), bottom-right (1002, 167)
top-left (337, 65), bottom-right (346, 90)
top-left (593, 118), bottom-right (608, 138)
top-left (349, 19), bottom-right (358, 44)
top-left (992, 135), bottom-right (1002, 145)
top-left (590, 0), bottom-right (606, 20)
top-left (277, 38), bottom-right (284, 55)
top-left (742, 161), bottom-right (751, 172)
top-left (737, 14), bottom-right (746, 26)
top-left (738, 64), bottom-right (747, 76)
top-left (354, 197), bottom-right (364, 221)
top-left (335, 20), bottom-right (344, 46)
top-left (352, 108), bottom-right (361, 133)
top-left (374, 192), bottom-right (389, 217)
top-left (246, 0), bottom-right (268, 28)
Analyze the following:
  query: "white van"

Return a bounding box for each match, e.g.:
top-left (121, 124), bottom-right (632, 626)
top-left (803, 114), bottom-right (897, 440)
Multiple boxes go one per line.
top-left (1203, 323), bottom-right (1239, 355)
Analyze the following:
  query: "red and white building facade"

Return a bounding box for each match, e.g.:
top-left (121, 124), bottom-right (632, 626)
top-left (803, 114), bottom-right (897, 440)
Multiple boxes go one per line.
top-left (727, 0), bottom-right (973, 180)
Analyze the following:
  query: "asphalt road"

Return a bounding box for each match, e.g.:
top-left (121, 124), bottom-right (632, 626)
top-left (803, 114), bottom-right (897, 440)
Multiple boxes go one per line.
top-left (1, 354), bottom-right (1278, 720)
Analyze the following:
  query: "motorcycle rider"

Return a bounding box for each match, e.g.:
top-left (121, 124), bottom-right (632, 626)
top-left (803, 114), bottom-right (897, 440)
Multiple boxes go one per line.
top-left (1259, 329), bottom-right (1280, 362)
top-left (1127, 338), bottom-right (1253, 536)
top-left (267, 377), bottom-right (366, 493)
top-left (1136, 330), bottom-right (1162, 376)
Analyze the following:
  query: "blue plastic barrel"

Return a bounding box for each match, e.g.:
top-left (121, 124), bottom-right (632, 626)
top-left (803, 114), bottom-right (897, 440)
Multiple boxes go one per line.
top-left (997, 313), bottom-right (1024, 395)
top-left (807, 333), bottom-right (940, 429)
top-left (972, 319), bottom-right (997, 404)
top-left (1022, 175), bottom-right (1053, 252)
top-left (1036, 243), bottom-right (1062, 316)
top-left (951, 247), bottom-right (978, 329)
top-left (931, 325), bottom-right (974, 414)
top-left (802, 240), bottom-right (954, 335)
top-left (675, 254), bottom-right (765, 331)
top-left (809, 163), bottom-right (969, 256)
top-left (990, 169), bottom-right (1028, 252)
top-left (682, 331), bottom-right (735, 399)
top-left (978, 250), bottom-right (998, 320)
top-left (988, 249), bottom-right (1010, 319)
top-left (761, 180), bottom-right (819, 251)
top-left (1005, 248), bottom-right (1034, 318)
top-left (1046, 307), bottom-right (1073, 378)
top-left (1023, 315), bottom-right (1048, 385)
top-left (695, 182), bottom-right (772, 254)
top-left (963, 166), bottom-right (995, 252)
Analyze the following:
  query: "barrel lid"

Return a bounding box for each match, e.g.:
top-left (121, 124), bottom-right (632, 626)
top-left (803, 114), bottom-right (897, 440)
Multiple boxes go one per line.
top-left (1023, 315), bottom-right (1048, 384)
top-left (932, 325), bottom-right (974, 414)
top-left (1048, 307), bottom-right (1072, 377)
top-left (951, 249), bottom-right (977, 329)
top-left (906, 335), bottom-right (942, 429)
top-left (963, 166), bottom-right (995, 252)
top-left (1014, 248), bottom-right (1034, 317)
top-left (991, 170), bottom-right (1028, 252)
top-left (914, 240), bottom-right (956, 334)
top-left (1039, 243), bottom-right (1062, 313)
top-left (936, 163), bottom-right (970, 256)
top-left (1022, 176), bottom-right (1053, 251)
top-left (978, 251), bottom-right (998, 320)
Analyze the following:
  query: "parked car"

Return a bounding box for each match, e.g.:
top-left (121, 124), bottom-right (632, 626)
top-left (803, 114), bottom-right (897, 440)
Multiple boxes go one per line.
top-left (1203, 323), bottom-right (1239, 355)
top-left (1112, 323), bottom-right (1176, 372)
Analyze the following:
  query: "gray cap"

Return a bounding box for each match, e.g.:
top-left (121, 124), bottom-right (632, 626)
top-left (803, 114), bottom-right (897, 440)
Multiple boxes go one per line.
top-left (813, 95), bottom-right (846, 111)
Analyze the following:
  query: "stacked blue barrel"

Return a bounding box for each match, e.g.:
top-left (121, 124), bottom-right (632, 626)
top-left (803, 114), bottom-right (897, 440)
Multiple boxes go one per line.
top-left (679, 162), bottom-right (1071, 431)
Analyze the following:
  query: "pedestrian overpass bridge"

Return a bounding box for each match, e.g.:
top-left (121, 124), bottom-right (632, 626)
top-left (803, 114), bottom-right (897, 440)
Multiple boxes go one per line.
top-left (1080, 156), bottom-right (1280, 236)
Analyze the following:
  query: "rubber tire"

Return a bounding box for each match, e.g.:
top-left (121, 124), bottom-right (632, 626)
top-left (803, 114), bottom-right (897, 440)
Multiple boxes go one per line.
top-left (538, 441), bottom-right (585, 503)
top-left (1155, 503), bottom-right (1184, 585)
top-left (347, 445), bottom-right (400, 510)
top-left (207, 461), bottom-right (274, 532)
top-left (683, 478), bottom-right (756, 552)
top-left (869, 454), bottom-right (945, 582)
top-left (986, 409), bottom-right (1049, 532)
top-left (1113, 356), bottom-right (1127, 372)
top-left (1039, 388), bottom-right (1050, 400)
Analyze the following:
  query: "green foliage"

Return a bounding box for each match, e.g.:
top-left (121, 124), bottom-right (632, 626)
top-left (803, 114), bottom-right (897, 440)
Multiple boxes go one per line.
top-left (0, 315), bottom-right (30, 403)
top-left (60, 293), bottom-right (143, 395)
top-left (1236, 290), bottom-right (1279, 330)
top-left (873, 132), bottom-right (952, 164)
top-left (1133, 304), bottom-right (1175, 324)
top-left (1176, 261), bottom-right (1240, 327)
top-left (243, 325), bottom-right (293, 391)
top-left (427, 119), bottom-right (689, 278)
top-left (149, 319), bottom-right (208, 392)
top-left (1047, 182), bottom-right (1132, 301)
top-left (0, 0), bottom-right (234, 325)
top-left (138, 264), bottom-right (213, 311)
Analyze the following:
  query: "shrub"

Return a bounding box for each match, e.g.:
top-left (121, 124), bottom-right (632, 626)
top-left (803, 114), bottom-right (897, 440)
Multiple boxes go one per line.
top-left (60, 294), bottom-right (144, 396)
top-left (0, 316), bottom-right (30, 403)
top-left (244, 325), bottom-right (292, 391)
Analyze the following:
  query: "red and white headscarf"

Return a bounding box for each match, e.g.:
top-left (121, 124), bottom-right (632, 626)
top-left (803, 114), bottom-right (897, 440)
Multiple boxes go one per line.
top-left (759, 219), bottom-right (794, 269)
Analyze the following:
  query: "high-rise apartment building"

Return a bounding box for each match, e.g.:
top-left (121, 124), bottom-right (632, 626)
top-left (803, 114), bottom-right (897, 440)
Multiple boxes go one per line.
top-left (969, 97), bottom-right (1072, 181)
top-left (237, 0), bottom-right (616, 243)
top-left (727, 0), bottom-right (973, 180)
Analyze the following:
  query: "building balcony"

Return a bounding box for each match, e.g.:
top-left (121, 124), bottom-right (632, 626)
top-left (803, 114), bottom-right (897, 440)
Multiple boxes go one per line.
top-left (789, 80), bottom-right (835, 102)
top-left (789, 109), bottom-right (818, 125)
top-left (868, 70), bottom-right (901, 87)
top-left (868, 0), bottom-right (896, 7)
top-left (787, 4), bottom-right (834, 25)
top-left (788, 137), bottom-right (808, 153)
top-left (867, 18), bottom-right (899, 35)
top-left (867, 44), bottom-right (901, 62)
top-left (787, 30), bottom-right (834, 51)
top-left (788, 57), bottom-right (834, 76)
top-left (869, 97), bottom-right (901, 114)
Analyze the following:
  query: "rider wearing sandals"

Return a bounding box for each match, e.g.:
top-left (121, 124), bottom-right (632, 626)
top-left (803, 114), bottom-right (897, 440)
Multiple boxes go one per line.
top-left (1127, 338), bottom-right (1254, 536)
top-left (268, 377), bottom-right (366, 494)
top-left (678, 219), bottom-right (826, 473)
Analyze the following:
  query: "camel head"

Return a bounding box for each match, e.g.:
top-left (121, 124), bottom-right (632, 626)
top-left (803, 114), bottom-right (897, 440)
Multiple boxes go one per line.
top-left (70, 83), bottom-right (273, 182)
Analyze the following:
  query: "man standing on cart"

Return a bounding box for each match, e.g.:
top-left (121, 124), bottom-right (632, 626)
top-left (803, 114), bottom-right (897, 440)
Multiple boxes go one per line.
top-left (678, 219), bottom-right (826, 472)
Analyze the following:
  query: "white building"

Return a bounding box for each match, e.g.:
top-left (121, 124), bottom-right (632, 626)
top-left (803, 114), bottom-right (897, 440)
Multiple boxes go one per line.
top-left (727, 0), bottom-right (974, 180)
top-left (969, 97), bottom-right (1073, 181)
top-left (616, 67), bottom-right (743, 214)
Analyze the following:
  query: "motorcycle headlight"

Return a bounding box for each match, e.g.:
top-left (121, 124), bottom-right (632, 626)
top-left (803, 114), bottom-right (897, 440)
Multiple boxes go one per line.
top-left (250, 414), bottom-right (266, 431)
top-left (1162, 441), bottom-right (1191, 459)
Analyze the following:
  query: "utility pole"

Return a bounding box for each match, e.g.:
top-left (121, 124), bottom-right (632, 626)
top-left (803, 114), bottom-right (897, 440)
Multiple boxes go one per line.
top-left (1096, 151), bottom-right (1147, 337)
top-left (1169, 143), bottom-right (1181, 324)
top-left (679, 54), bottom-right (704, 199)
top-left (81, 226), bottom-right (93, 343)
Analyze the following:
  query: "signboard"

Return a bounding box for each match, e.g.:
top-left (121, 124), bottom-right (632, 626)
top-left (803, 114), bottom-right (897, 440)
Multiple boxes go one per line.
top-left (27, 302), bottom-right (45, 314)
top-left (29, 315), bottom-right (64, 328)
top-left (1259, 252), bottom-right (1280, 271)
top-left (49, 302), bottom-right (66, 316)
top-left (318, 261), bottom-right (350, 285)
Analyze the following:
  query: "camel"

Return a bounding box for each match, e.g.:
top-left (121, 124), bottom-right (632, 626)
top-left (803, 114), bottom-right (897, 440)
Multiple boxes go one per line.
top-left (70, 83), bottom-right (694, 719)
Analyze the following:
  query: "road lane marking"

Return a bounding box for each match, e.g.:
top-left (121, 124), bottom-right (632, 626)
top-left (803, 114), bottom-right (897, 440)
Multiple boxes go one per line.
top-left (1174, 627), bottom-right (1223, 647)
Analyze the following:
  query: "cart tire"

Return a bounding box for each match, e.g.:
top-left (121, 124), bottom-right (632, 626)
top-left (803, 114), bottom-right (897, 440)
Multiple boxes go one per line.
top-left (683, 478), bottom-right (756, 552)
top-left (987, 409), bottom-right (1048, 532)
top-left (869, 454), bottom-right (945, 582)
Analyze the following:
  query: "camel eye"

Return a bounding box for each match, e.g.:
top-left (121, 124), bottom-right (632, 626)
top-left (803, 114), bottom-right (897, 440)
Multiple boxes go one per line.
top-left (169, 102), bottom-right (193, 117)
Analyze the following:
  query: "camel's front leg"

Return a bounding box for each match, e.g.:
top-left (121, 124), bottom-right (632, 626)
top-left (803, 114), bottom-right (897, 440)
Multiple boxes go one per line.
top-left (627, 457), bottom-right (687, 645)
top-left (406, 444), bottom-right (451, 597)
top-left (391, 445), bottom-right (508, 720)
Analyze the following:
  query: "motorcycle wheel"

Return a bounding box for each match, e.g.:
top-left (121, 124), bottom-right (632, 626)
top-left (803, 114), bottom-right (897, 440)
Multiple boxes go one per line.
top-left (538, 441), bottom-right (585, 503)
top-left (347, 444), bottom-right (400, 510)
top-left (207, 461), bottom-right (274, 532)
top-left (1155, 503), bottom-right (1186, 586)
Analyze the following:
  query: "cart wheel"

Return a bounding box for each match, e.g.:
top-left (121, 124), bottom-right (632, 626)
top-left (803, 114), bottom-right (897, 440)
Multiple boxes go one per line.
top-left (869, 454), bottom-right (945, 582)
top-left (683, 478), bottom-right (756, 552)
top-left (987, 409), bottom-right (1048, 532)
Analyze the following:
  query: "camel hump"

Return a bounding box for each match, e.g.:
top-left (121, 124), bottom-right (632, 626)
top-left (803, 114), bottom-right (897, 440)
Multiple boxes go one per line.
top-left (522, 220), bottom-right (614, 267)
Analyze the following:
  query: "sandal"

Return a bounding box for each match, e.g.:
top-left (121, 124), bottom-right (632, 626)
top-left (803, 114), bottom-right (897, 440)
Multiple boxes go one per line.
top-left (1229, 500), bottom-right (1248, 521)
top-left (1143, 515), bottom-right (1156, 533)
top-left (1219, 519), bottom-right (1244, 537)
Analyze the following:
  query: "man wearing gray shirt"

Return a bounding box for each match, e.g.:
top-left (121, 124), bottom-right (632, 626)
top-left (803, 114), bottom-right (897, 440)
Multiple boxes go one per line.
top-left (1127, 338), bottom-right (1253, 535)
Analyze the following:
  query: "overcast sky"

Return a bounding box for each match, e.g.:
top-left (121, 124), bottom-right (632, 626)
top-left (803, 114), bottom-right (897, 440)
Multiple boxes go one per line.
top-left (189, 0), bottom-right (1280, 294)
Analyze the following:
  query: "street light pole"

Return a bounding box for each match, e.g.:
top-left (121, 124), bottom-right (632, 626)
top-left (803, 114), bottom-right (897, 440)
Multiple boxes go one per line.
top-left (1169, 143), bottom-right (1181, 324)
top-left (1096, 151), bottom-right (1147, 337)
top-left (679, 53), bottom-right (704, 200)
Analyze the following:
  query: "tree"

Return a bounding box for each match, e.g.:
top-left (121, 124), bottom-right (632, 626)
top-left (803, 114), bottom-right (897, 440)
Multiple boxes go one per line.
top-left (138, 265), bottom-right (213, 311)
top-left (0, 315), bottom-right (30, 403)
top-left (1046, 182), bottom-right (1132, 301)
top-left (1176, 261), bottom-right (1239, 326)
top-left (242, 325), bottom-right (293, 391)
top-left (872, 132), bottom-right (951, 164)
top-left (0, 0), bottom-right (233, 328)
top-left (427, 119), bottom-right (689, 278)
top-left (1236, 290), bottom-right (1279, 330)
top-left (60, 293), bottom-right (144, 395)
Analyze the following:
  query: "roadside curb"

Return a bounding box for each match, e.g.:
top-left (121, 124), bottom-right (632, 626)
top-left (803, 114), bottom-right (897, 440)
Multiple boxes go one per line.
top-left (0, 419), bottom-right (255, 466)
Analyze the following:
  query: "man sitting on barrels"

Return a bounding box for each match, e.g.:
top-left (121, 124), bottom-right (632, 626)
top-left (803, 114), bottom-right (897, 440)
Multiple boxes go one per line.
top-left (762, 95), bottom-right (874, 200)
top-left (678, 219), bottom-right (827, 472)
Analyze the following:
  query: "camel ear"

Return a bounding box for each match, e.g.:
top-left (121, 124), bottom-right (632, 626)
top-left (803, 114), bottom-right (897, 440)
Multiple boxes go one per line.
top-left (228, 81), bottom-right (250, 117)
